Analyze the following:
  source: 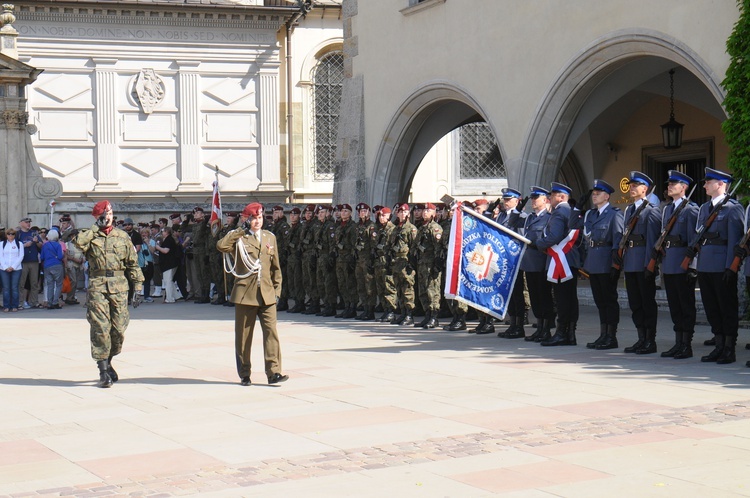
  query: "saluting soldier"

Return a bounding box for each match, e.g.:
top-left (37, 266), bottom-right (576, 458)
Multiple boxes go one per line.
top-left (285, 207), bottom-right (305, 313)
top-left (618, 172), bottom-right (661, 355)
top-left (334, 204), bottom-right (358, 318)
top-left (300, 204), bottom-right (321, 315)
top-left (580, 180), bottom-right (624, 350)
top-left (495, 188), bottom-right (529, 339)
top-left (354, 203), bottom-right (378, 321)
top-left (657, 171), bottom-right (699, 359)
top-left (271, 206), bottom-right (291, 311)
top-left (315, 205), bottom-right (339, 317)
top-left (413, 202), bottom-right (444, 329)
top-left (389, 203), bottom-right (418, 325)
top-left (691, 167), bottom-right (744, 364)
top-left (535, 182), bottom-right (581, 347)
top-left (373, 207), bottom-right (398, 322)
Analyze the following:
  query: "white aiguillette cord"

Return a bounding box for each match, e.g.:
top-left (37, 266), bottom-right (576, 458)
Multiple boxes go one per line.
top-left (223, 230), bottom-right (262, 282)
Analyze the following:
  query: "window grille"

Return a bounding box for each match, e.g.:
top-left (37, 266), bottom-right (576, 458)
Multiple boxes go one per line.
top-left (459, 123), bottom-right (505, 179)
top-left (311, 51), bottom-right (344, 181)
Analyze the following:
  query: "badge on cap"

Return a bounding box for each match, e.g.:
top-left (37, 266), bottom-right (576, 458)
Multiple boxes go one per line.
top-left (703, 167), bottom-right (733, 183)
top-left (627, 171), bottom-right (653, 187)
top-left (667, 170), bottom-right (693, 185)
top-left (592, 179), bottom-right (615, 194)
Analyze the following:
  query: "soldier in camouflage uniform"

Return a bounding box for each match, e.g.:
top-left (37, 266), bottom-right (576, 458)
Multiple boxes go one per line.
top-left (212, 212), bottom-right (237, 306)
top-left (191, 207), bottom-right (212, 303)
top-left (334, 204), bottom-right (358, 318)
top-left (373, 207), bottom-right (397, 322)
top-left (389, 203), bottom-right (418, 325)
top-left (271, 206), bottom-right (291, 311)
top-left (315, 205), bottom-right (339, 317)
top-left (413, 203), bottom-right (444, 329)
top-left (300, 204), bottom-right (321, 315)
top-left (354, 203), bottom-right (378, 321)
top-left (74, 200), bottom-right (144, 388)
top-left (285, 207), bottom-right (305, 313)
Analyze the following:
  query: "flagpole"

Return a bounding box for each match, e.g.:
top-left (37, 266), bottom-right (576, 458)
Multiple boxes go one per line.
top-left (213, 165), bottom-right (228, 300)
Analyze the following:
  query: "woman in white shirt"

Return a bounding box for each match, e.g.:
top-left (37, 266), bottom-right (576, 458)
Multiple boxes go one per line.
top-left (1, 228), bottom-right (26, 312)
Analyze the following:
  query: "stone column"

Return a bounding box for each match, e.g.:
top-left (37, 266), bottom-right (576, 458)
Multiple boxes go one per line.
top-left (257, 70), bottom-right (283, 190)
top-left (176, 60), bottom-right (202, 191)
top-left (92, 58), bottom-right (120, 191)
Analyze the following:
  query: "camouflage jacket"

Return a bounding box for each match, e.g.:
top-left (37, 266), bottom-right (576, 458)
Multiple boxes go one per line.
top-left (355, 219), bottom-right (377, 263)
top-left (74, 225), bottom-right (144, 293)
top-left (414, 219), bottom-right (443, 264)
top-left (287, 221), bottom-right (302, 259)
top-left (315, 218), bottom-right (337, 258)
top-left (334, 219), bottom-right (357, 259)
top-left (373, 221), bottom-right (395, 268)
top-left (192, 217), bottom-right (210, 254)
top-left (389, 220), bottom-right (418, 261)
top-left (300, 218), bottom-right (319, 258)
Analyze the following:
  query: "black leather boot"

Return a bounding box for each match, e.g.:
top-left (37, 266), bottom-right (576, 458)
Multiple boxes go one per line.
top-left (362, 306), bottom-right (376, 321)
top-left (661, 331), bottom-right (682, 358)
top-left (535, 318), bottom-right (553, 343)
top-left (335, 306), bottom-right (346, 318)
top-left (356, 307), bottom-right (368, 320)
top-left (448, 314), bottom-right (467, 331)
top-left (401, 310), bottom-right (414, 326)
top-left (415, 310), bottom-right (431, 328)
top-left (635, 328), bottom-right (657, 354)
top-left (567, 322), bottom-right (577, 346)
top-left (624, 327), bottom-right (646, 353)
top-left (275, 298), bottom-right (288, 311)
top-left (476, 317), bottom-right (496, 335)
top-left (500, 316), bottom-right (525, 339)
top-left (716, 335), bottom-right (737, 364)
top-left (541, 321), bottom-right (569, 346)
top-left (322, 305), bottom-right (337, 317)
top-left (526, 318), bottom-right (544, 342)
top-left (96, 360), bottom-right (113, 388)
top-left (595, 324), bottom-right (618, 350)
top-left (380, 309), bottom-right (395, 323)
top-left (303, 303), bottom-right (321, 315)
top-left (469, 315), bottom-right (486, 334)
top-left (392, 308), bottom-right (406, 325)
top-left (106, 356), bottom-right (119, 383)
top-left (587, 324), bottom-right (607, 349)
top-left (342, 306), bottom-right (358, 319)
top-left (374, 303), bottom-right (384, 313)
top-left (497, 316), bottom-right (517, 338)
top-left (701, 334), bottom-right (725, 362)
top-left (424, 311), bottom-right (439, 329)
top-left (704, 335), bottom-right (717, 346)
top-left (673, 331), bottom-right (693, 359)
top-left (288, 301), bottom-right (305, 313)
top-left (443, 314), bottom-right (459, 331)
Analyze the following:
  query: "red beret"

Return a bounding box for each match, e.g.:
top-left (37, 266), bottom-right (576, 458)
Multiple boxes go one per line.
top-left (169, 213), bottom-right (181, 220)
top-left (473, 198), bottom-right (489, 207)
top-left (424, 202), bottom-right (436, 210)
top-left (193, 206), bottom-right (204, 213)
top-left (340, 203), bottom-right (352, 211)
top-left (273, 205), bottom-right (284, 211)
top-left (305, 204), bottom-right (316, 213)
top-left (290, 207), bottom-right (301, 215)
top-left (380, 207), bottom-right (392, 215)
top-left (92, 200), bottom-right (111, 217)
top-left (356, 203), bottom-right (370, 211)
top-left (242, 202), bottom-right (263, 217)
top-left (397, 203), bottom-right (409, 212)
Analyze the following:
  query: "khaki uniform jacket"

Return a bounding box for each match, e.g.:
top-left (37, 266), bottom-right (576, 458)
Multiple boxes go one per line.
top-left (217, 227), bottom-right (282, 306)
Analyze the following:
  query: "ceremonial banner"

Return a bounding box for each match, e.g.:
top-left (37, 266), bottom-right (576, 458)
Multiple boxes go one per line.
top-left (445, 205), bottom-right (530, 319)
top-left (209, 179), bottom-right (222, 236)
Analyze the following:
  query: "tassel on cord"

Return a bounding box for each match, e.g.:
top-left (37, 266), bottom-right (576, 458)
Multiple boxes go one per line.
top-left (223, 234), bottom-right (262, 283)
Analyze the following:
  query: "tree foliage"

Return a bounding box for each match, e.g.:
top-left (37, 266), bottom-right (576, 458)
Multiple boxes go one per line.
top-left (722, 0), bottom-right (750, 195)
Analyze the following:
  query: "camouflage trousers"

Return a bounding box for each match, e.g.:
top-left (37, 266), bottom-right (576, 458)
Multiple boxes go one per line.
top-left (287, 255), bottom-right (304, 303)
top-left (279, 258), bottom-right (289, 300)
top-left (374, 265), bottom-right (397, 311)
top-left (302, 253), bottom-right (318, 303)
top-left (317, 256), bottom-right (338, 306)
top-left (355, 260), bottom-right (377, 307)
top-left (210, 252), bottom-right (227, 298)
top-left (194, 252), bottom-right (212, 297)
top-left (87, 290), bottom-right (129, 361)
top-left (392, 258), bottom-right (416, 311)
top-left (417, 262), bottom-right (442, 311)
top-left (335, 258), bottom-right (357, 306)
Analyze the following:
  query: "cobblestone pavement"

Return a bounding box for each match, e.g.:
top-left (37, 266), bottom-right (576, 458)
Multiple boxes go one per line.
top-left (2, 302), bottom-right (750, 497)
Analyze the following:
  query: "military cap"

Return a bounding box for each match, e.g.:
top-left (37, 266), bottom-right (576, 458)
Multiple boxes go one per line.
top-left (92, 200), bottom-right (111, 217)
top-left (192, 206), bottom-right (204, 213)
top-left (396, 203), bottom-right (410, 212)
top-left (414, 203), bottom-right (424, 210)
top-left (473, 198), bottom-right (490, 208)
top-left (158, 217), bottom-right (168, 224)
top-left (340, 203), bottom-right (352, 211)
top-left (290, 207), bottom-right (301, 215)
top-left (667, 170), bottom-right (693, 185)
top-left (20, 217), bottom-right (32, 223)
top-left (169, 213), bottom-right (181, 220)
top-left (550, 182), bottom-right (573, 196)
top-left (423, 202), bottom-right (436, 210)
top-left (703, 167), bottom-right (733, 183)
top-left (373, 204), bottom-right (383, 212)
top-left (273, 205), bottom-right (284, 211)
top-left (529, 186), bottom-right (549, 197)
top-left (502, 188), bottom-right (522, 199)
top-left (380, 207), bottom-right (392, 215)
top-left (592, 179), bottom-right (615, 194)
top-left (150, 223), bottom-right (159, 229)
top-left (59, 213), bottom-right (72, 222)
top-left (225, 211), bottom-right (238, 218)
top-left (627, 171), bottom-right (653, 187)
top-left (356, 203), bottom-right (370, 211)
top-left (304, 204), bottom-right (316, 213)
top-left (242, 202), bottom-right (263, 217)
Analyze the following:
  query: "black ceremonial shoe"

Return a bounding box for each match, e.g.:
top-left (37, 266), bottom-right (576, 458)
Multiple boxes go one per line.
top-left (268, 373), bottom-right (289, 384)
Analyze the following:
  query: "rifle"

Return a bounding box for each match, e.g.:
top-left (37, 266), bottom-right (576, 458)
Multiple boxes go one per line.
top-left (681, 179), bottom-right (742, 271)
top-left (730, 226), bottom-right (750, 273)
top-left (612, 186), bottom-right (655, 271)
top-left (645, 183), bottom-right (697, 273)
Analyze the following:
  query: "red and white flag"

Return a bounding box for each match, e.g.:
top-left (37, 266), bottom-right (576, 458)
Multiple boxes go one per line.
top-left (545, 229), bottom-right (580, 283)
top-left (209, 180), bottom-right (222, 234)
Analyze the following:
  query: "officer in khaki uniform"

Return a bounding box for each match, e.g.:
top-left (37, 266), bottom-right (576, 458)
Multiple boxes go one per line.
top-left (217, 202), bottom-right (288, 386)
top-left (414, 202), bottom-right (443, 329)
top-left (74, 200), bottom-right (144, 388)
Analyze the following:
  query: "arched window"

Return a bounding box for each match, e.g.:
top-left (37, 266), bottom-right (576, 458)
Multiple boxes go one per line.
top-left (311, 51), bottom-right (344, 181)
top-left (458, 122), bottom-right (506, 179)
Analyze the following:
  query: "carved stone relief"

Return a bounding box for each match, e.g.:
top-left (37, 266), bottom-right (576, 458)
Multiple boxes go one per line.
top-left (131, 68), bottom-right (165, 114)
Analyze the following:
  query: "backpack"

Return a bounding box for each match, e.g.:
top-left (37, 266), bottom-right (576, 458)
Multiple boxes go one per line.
top-left (2, 239), bottom-right (21, 250)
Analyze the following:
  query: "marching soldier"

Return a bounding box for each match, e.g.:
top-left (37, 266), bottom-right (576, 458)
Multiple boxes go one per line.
top-left (580, 180), bottom-right (624, 350)
top-left (390, 203), bottom-right (418, 325)
top-left (495, 188), bottom-right (529, 339)
top-left (315, 205), bottom-right (338, 316)
top-left (354, 203), bottom-right (378, 321)
top-left (286, 207), bottom-right (305, 313)
top-left (658, 171), bottom-right (699, 359)
top-left (413, 202), bottom-right (444, 329)
top-left (334, 204), bottom-right (358, 318)
top-left (618, 172), bottom-right (661, 354)
top-left (691, 167), bottom-right (743, 364)
top-left (300, 204), bottom-right (321, 315)
top-left (271, 206), bottom-right (291, 311)
top-left (373, 207), bottom-right (398, 322)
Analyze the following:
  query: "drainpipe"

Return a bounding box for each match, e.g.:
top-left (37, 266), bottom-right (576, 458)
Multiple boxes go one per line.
top-left (285, 0), bottom-right (312, 203)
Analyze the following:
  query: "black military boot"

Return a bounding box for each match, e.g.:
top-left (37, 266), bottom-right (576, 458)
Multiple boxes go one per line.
top-left (701, 334), bottom-right (725, 362)
top-left (107, 356), bottom-right (119, 383)
top-left (276, 298), bottom-right (288, 311)
top-left (476, 318), bottom-right (495, 335)
top-left (374, 303), bottom-right (384, 313)
top-left (361, 306), bottom-right (376, 321)
top-left (380, 308), bottom-right (395, 323)
top-left (526, 318), bottom-right (545, 342)
top-left (567, 322), bottom-right (577, 346)
top-left (635, 328), bottom-right (657, 354)
top-left (401, 310), bottom-right (414, 326)
top-left (355, 307), bottom-right (368, 320)
top-left (468, 315), bottom-right (486, 334)
top-left (448, 314), bottom-right (467, 331)
top-left (303, 302), bottom-right (321, 315)
top-left (587, 324), bottom-right (607, 349)
top-left (392, 308), bottom-right (407, 325)
top-left (497, 316), bottom-right (516, 338)
top-left (704, 335), bottom-right (717, 346)
top-left (510, 316), bottom-right (527, 339)
top-left (342, 306), bottom-right (358, 319)
top-left (716, 335), bottom-right (737, 364)
top-left (443, 314), bottom-right (459, 331)
top-left (500, 316), bottom-right (525, 339)
top-left (595, 324), bottom-right (618, 350)
top-left (96, 360), bottom-right (113, 388)
top-left (541, 321), bottom-right (569, 346)
top-left (624, 327), bottom-right (646, 353)
top-left (288, 301), bottom-right (305, 313)
top-left (415, 310), bottom-right (431, 328)
top-left (424, 311), bottom-right (439, 329)
top-left (661, 331), bottom-right (683, 358)
top-left (535, 318), bottom-right (554, 343)
top-left (335, 305), bottom-right (346, 318)
top-left (673, 331), bottom-right (694, 359)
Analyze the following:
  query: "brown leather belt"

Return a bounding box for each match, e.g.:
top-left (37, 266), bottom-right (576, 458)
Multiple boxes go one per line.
top-left (90, 270), bottom-right (125, 277)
